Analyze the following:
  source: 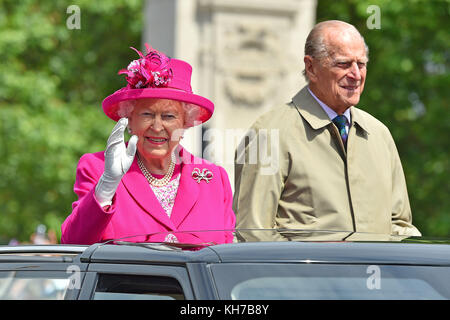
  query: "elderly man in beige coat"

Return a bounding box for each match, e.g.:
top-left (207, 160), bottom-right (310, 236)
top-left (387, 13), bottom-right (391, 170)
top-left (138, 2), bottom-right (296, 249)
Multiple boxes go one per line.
top-left (233, 20), bottom-right (421, 238)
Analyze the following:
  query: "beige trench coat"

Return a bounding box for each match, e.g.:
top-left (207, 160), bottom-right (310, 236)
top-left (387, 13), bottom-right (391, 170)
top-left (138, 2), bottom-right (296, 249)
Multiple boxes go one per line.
top-left (233, 86), bottom-right (421, 238)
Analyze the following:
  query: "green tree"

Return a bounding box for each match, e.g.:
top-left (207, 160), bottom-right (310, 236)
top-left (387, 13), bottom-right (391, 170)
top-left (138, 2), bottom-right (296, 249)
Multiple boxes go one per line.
top-left (0, 0), bottom-right (143, 243)
top-left (316, 0), bottom-right (450, 236)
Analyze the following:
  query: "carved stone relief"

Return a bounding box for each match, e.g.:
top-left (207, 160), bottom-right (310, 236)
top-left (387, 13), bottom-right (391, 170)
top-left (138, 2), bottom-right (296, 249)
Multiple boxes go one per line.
top-left (219, 19), bottom-right (289, 108)
top-left (214, 13), bottom-right (293, 111)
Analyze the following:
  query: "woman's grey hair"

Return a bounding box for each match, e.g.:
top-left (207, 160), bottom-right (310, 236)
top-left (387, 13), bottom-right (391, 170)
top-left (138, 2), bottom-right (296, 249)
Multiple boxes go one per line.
top-left (302, 21), bottom-right (369, 81)
top-left (117, 99), bottom-right (202, 128)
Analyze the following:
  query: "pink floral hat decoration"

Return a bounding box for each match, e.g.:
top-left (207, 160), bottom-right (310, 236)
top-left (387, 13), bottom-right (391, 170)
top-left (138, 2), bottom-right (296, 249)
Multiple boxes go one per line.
top-left (102, 44), bottom-right (213, 125)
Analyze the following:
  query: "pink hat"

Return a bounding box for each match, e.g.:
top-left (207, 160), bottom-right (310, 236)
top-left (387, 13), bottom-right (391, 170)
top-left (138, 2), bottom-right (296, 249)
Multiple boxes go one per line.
top-left (102, 44), bottom-right (213, 124)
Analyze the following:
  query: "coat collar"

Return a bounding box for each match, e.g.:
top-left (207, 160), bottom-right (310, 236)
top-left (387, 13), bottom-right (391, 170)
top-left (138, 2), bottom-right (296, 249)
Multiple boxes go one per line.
top-left (122, 157), bottom-right (176, 230)
top-left (121, 146), bottom-right (201, 230)
top-left (350, 107), bottom-right (370, 135)
top-left (169, 146), bottom-right (200, 228)
top-left (292, 86), bottom-right (370, 134)
top-left (292, 86), bottom-right (331, 130)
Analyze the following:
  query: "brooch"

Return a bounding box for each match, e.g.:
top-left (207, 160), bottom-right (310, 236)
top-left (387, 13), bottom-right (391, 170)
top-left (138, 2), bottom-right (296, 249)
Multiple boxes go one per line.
top-left (192, 168), bottom-right (213, 184)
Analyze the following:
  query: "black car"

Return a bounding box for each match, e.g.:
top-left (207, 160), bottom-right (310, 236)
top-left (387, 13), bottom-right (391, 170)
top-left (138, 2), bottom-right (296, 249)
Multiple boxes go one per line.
top-left (1, 230), bottom-right (449, 301)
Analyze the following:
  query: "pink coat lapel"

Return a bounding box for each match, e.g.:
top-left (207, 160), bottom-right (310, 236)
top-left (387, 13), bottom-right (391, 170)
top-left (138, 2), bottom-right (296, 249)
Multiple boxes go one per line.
top-left (170, 148), bottom-right (200, 228)
top-left (121, 159), bottom-right (176, 230)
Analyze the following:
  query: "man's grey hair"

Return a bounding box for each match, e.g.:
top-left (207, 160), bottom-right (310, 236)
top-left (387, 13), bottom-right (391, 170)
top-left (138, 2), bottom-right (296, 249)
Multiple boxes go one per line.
top-left (117, 99), bottom-right (202, 128)
top-left (302, 20), bottom-right (369, 82)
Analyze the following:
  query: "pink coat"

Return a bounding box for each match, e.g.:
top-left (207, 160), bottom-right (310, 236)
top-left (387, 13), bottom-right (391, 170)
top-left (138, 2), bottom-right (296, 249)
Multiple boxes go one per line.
top-left (61, 147), bottom-right (236, 245)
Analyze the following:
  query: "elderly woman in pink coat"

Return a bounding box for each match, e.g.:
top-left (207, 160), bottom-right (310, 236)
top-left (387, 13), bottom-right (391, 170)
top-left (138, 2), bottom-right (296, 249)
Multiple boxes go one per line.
top-left (61, 45), bottom-right (235, 245)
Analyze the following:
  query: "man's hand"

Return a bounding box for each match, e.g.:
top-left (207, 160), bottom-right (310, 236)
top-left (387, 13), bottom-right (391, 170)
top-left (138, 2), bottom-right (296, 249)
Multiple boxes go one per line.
top-left (95, 118), bottom-right (138, 207)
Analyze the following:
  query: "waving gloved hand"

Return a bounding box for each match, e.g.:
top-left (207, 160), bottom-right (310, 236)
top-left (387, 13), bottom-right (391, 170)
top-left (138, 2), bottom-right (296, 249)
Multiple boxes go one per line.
top-left (95, 118), bottom-right (138, 207)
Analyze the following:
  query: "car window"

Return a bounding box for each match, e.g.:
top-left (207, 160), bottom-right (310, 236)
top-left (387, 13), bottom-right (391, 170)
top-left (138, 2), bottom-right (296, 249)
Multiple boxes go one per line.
top-left (210, 263), bottom-right (450, 300)
top-left (93, 274), bottom-right (185, 300)
top-left (0, 271), bottom-right (72, 300)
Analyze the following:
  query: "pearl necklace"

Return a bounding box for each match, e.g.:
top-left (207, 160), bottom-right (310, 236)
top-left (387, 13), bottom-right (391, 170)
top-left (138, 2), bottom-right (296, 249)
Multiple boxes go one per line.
top-left (137, 153), bottom-right (176, 187)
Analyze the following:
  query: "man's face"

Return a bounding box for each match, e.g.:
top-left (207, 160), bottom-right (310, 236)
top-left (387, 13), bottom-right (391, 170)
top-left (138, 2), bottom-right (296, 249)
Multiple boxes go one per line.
top-left (308, 32), bottom-right (368, 113)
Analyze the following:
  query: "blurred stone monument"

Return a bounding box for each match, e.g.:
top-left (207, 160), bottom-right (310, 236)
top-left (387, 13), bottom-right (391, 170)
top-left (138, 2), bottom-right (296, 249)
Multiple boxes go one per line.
top-left (144, 0), bottom-right (317, 188)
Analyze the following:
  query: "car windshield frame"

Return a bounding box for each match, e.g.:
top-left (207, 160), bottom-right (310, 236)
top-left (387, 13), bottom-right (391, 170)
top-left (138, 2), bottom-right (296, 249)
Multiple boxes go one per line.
top-left (99, 228), bottom-right (429, 247)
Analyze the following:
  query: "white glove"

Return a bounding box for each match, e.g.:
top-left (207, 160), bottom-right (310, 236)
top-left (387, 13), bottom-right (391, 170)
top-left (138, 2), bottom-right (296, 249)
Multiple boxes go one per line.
top-left (95, 118), bottom-right (138, 207)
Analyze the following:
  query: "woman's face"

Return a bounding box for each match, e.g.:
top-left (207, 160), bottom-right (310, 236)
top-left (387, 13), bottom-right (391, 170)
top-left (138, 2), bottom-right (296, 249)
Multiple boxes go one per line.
top-left (128, 98), bottom-right (185, 162)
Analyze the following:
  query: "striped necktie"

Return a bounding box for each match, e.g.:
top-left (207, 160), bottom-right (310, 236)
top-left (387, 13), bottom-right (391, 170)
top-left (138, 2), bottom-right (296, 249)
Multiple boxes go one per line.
top-left (332, 115), bottom-right (349, 145)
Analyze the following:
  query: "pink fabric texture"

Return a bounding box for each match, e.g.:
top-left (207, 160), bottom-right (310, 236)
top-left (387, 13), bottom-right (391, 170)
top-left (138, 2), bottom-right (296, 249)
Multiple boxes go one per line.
top-left (150, 173), bottom-right (181, 218)
top-left (61, 147), bottom-right (236, 245)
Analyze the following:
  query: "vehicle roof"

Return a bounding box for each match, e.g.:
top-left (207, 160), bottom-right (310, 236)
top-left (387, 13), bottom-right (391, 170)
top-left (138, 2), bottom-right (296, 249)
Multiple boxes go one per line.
top-left (0, 245), bottom-right (88, 263)
top-left (209, 241), bottom-right (450, 266)
top-left (80, 240), bottom-right (450, 266)
top-left (1, 236), bottom-right (450, 266)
